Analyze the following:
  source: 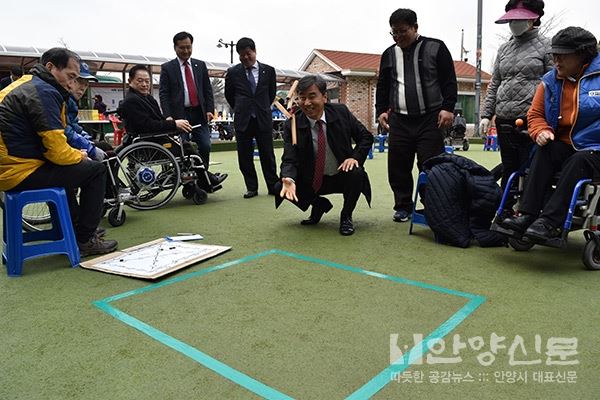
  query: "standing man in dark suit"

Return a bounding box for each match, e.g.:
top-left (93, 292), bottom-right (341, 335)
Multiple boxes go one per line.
top-left (276, 75), bottom-right (373, 236)
top-left (225, 37), bottom-right (279, 198)
top-left (159, 31), bottom-right (226, 185)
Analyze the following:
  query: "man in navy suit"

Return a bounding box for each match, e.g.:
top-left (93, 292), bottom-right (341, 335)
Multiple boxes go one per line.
top-left (159, 31), bottom-right (226, 185)
top-left (225, 37), bottom-right (279, 198)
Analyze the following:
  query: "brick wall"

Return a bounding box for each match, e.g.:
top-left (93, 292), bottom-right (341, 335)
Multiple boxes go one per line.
top-left (344, 76), bottom-right (377, 132)
top-left (304, 57), bottom-right (334, 74)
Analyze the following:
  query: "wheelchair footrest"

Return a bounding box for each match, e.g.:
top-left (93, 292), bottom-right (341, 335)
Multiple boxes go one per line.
top-left (524, 235), bottom-right (567, 249)
top-left (490, 222), bottom-right (523, 240)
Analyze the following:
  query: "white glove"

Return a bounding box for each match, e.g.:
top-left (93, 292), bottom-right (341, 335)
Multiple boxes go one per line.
top-left (479, 118), bottom-right (490, 136)
top-left (92, 147), bottom-right (107, 162)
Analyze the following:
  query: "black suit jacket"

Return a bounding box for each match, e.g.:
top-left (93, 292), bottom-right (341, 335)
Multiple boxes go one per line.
top-left (118, 88), bottom-right (177, 142)
top-left (279, 103), bottom-right (373, 193)
top-left (224, 62), bottom-right (276, 132)
top-left (159, 58), bottom-right (214, 122)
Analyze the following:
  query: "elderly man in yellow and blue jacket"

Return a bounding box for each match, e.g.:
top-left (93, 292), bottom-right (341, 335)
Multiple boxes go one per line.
top-left (0, 47), bottom-right (118, 256)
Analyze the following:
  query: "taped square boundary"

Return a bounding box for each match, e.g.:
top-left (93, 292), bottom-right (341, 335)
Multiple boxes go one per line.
top-left (93, 249), bottom-right (485, 399)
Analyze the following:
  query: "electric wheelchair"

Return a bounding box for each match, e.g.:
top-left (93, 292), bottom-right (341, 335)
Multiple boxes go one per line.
top-left (490, 168), bottom-right (600, 270)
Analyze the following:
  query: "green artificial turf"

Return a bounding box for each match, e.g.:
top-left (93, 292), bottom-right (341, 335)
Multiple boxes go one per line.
top-left (1, 147), bottom-right (599, 399)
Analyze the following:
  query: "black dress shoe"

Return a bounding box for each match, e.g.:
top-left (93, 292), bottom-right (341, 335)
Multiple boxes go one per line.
top-left (524, 218), bottom-right (561, 241)
top-left (209, 172), bottom-right (228, 186)
top-left (243, 190), bottom-right (258, 198)
top-left (301, 198), bottom-right (333, 225)
top-left (339, 215), bottom-right (355, 236)
top-left (499, 213), bottom-right (536, 233)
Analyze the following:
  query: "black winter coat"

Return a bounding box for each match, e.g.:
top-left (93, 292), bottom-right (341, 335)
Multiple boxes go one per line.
top-left (422, 154), bottom-right (506, 248)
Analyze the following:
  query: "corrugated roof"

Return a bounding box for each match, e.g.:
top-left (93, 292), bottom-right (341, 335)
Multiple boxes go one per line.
top-left (310, 49), bottom-right (492, 80)
top-left (0, 45), bottom-right (342, 84)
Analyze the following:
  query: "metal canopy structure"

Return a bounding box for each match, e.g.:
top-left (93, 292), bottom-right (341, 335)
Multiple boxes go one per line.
top-left (0, 44), bottom-right (342, 84)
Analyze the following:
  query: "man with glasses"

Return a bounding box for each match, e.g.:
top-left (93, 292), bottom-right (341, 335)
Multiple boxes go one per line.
top-left (376, 8), bottom-right (457, 223)
top-left (498, 27), bottom-right (600, 243)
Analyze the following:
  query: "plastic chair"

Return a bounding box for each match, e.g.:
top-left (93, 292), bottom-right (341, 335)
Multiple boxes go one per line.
top-left (2, 188), bottom-right (80, 276)
top-left (409, 172), bottom-right (430, 234)
top-left (108, 114), bottom-right (126, 146)
top-left (376, 134), bottom-right (387, 153)
top-left (483, 136), bottom-right (498, 151)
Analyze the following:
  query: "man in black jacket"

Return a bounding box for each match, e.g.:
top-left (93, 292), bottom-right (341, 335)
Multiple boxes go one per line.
top-left (376, 8), bottom-right (457, 224)
top-left (225, 37), bottom-right (279, 198)
top-left (276, 75), bottom-right (373, 235)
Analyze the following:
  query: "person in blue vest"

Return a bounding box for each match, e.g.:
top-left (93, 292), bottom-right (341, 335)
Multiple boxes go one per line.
top-left (499, 27), bottom-right (600, 242)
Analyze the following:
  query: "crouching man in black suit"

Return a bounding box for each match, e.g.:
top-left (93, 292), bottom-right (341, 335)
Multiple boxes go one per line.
top-left (275, 75), bottom-right (373, 235)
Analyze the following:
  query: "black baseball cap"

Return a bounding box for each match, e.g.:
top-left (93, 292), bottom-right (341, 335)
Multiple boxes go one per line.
top-left (550, 26), bottom-right (597, 54)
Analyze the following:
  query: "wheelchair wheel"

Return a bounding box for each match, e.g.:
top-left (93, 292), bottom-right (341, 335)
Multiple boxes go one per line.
top-left (182, 183), bottom-right (195, 199)
top-left (22, 202), bottom-right (53, 232)
top-left (107, 207), bottom-right (126, 227)
top-left (193, 186), bottom-right (208, 205)
top-left (508, 237), bottom-right (535, 251)
top-left (0, 194), bottom-right (53, 232)
top-left (117, 141), bottom-right (181, 210)
top-left (582, 240), bottom-right (600, 270)
top-left (462, 140), bottom-right (470, 151)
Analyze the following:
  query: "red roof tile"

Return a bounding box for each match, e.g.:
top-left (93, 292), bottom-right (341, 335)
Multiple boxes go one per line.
top-left (312, 49), bottom-right (491, 80)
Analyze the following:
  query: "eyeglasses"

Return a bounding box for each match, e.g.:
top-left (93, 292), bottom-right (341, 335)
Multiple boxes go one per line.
top-left (389, 27), bottom-right (413, 37)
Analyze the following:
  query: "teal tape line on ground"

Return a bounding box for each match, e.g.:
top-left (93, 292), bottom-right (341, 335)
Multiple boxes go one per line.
top-left (93, 300), bottom-right (293, 400)
top-left (93, 249), bottom-right (485, 400)
top-left (273, 249), bottom-right (480, 299)
top-left (346, 296), bottom-right (485, 399)
top-left (98, 249), bottom-right (277, 303)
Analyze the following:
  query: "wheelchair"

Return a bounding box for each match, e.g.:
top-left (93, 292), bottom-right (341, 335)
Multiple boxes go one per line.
top-left (490, 169), bottom-right (600, 270)
top-left (13, 130), bottom-right (221, 229)
top-left (444, 119), bottom-right (470, 151)
top-left (105, 131), bottom-right (222, 223)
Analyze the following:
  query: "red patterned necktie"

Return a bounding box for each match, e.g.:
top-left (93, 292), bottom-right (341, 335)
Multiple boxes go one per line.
top-left (312, 120), bottom-right (326, 192)
top-left (184, 61), bottom-right (199, 107)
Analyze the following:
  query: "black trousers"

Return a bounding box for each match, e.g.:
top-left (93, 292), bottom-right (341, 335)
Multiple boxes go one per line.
top-left (13, 160), bottom-right (107, 243)
top-left (235, 117), bottom-right (278, 192)
top-left (282, 167), bottom-right (366, 218)
top-left (496, 118), bottom-right (534, 189)
top-left (183, 106), bottom-right (211, 168)
top-left (388, 111), bottom-right (444, 212)
top-left (520, 141), bottom-right (600, 227)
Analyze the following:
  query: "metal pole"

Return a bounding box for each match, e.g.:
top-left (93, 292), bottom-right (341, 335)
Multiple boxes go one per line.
top-left (461, 29), bottom-right (465, 61)
top-left (229, 45), bottom-right (234, 64)
top-left (474, 0), bottom-right (483, 137)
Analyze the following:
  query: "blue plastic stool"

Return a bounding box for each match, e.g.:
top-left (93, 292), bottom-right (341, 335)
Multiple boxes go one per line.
top-left (2, 187), bottom-right (80, 276)
top-left (409, 172), bottom-right (429, 234)
top-left (444, 145), bottom-right (454, 154)
top-left (368, 147), bottom-right (373, 160)
top-left (252, 139), bottom-right (259, 157)
top-left (376, 134), bottom-right (387, 152)
top-left (408, 172), bottom-right (442, 243)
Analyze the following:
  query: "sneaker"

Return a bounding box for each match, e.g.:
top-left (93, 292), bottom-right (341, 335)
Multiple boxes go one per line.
top-left (393, 210), bottom-right (410, 222)
top-left (95, 227), bottom-right (106, 237)
top-left (78, 235), bottom-right (118, 257)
